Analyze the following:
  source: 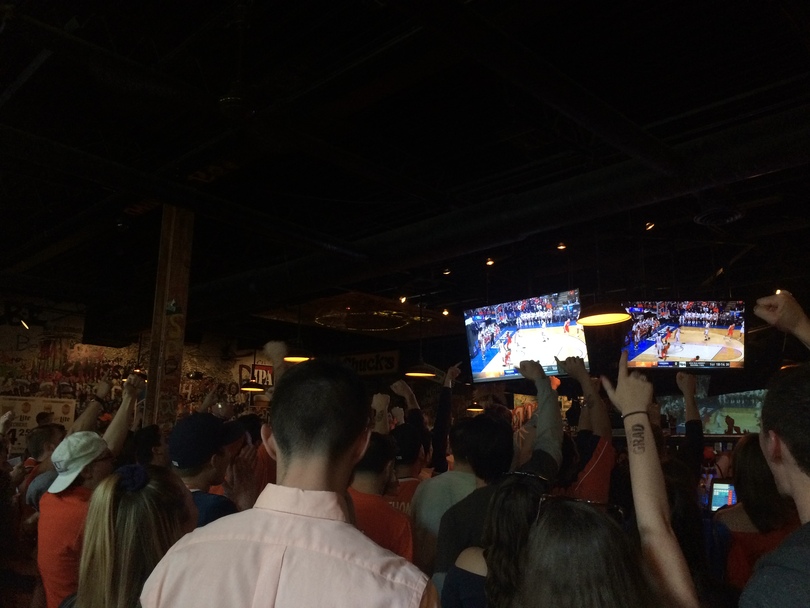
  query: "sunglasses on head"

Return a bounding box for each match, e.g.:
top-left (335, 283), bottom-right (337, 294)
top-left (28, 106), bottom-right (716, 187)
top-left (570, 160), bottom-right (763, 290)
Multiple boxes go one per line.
top-left (535, 493), bottom-right (626, 526)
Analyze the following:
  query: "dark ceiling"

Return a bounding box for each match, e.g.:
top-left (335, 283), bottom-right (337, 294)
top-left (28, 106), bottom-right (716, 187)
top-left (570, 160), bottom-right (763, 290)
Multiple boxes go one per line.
top-left (2, 0), bottom-right (810, 375)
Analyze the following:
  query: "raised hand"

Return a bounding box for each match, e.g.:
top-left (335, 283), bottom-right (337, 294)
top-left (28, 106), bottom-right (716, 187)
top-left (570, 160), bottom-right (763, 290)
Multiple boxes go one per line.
top-left (390, 379), bottom-right (415, 399)
top-left (391, 406), bottom-right (405, 426)
top-left (600, 350), bottom-right (653, 417)
top-left (555, 355), bottom-right (589, 383)
top-left (444, 362), bottom-right (462, 387)
top-left (95, 370), bottom-right (112, 400)
top-left (0, 410), bottom-right (15, 435)
top-left (676, 371), bottom-right (696, 398)
top-left (224, 441), bottom-right (259, 511)
top-left (753, 290), bottom-right (808, 334)
top-left (517, 359), bottom-right (545, 382)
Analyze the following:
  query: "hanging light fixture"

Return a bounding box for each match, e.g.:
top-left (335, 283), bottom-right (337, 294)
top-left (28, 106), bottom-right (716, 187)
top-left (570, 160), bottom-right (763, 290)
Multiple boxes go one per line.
top-left (466, 401), bottom-right (484, 413)
top-left (576, 229), bottom-right (632, 328)
top-left (241, 349), bottom-right (265, 392)
top-left (283, 306), bottom-right (314, 364)
top-left (405, 297), bottom-right (438, 378)
top-left (577, 303), bottom-right (632, 327)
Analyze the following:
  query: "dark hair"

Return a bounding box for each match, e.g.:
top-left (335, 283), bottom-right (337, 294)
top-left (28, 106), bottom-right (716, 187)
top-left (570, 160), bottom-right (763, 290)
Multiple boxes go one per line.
top-left (451, 413), bottom-right (514, 484)
top-left (761, 363), bottom-right (810, 475)
top-left (36, 411), bottom-right (54, 425)
top-left (732, 432), bottom-right (798, 532)
top-left (514, 499), bottom-right (659, 608)
top-left (237, 414), bottom-right (263, 445)
top-left (483, 473), bottom-right (548, 608)
top-left (26, 423), bottom-right (66, 460)
top-left (269, 358), bottom-right (370, 459)
top-left (354, 432), bottom-right (397, 475)
top-left (661, 457), bottom-right (715, 601)
top-left (404, 409), bottom-right (432, 457)
top-left (134, 425), bottom-right (162, 466)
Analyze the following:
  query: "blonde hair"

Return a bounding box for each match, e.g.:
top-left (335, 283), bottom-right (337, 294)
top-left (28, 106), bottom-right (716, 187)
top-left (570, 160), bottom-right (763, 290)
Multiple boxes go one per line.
top-left (75, 465), bottom-right (193, 608)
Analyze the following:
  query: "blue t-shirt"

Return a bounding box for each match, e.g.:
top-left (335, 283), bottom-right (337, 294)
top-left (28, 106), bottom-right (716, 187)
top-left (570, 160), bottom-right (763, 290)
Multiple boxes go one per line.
top-left (192, 490), bottom-right (238, 527)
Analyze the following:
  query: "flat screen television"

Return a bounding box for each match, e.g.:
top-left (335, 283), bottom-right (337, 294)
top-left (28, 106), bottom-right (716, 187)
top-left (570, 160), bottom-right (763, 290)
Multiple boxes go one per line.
top-left (463, 288), bottom-right (588, 383)
top-left (620, 299), bottom-right (745, 370)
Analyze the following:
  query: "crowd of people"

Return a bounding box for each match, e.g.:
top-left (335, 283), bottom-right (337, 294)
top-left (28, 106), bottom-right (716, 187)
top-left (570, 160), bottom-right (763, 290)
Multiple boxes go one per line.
top-left (1, 290), bottom-right (809, 607)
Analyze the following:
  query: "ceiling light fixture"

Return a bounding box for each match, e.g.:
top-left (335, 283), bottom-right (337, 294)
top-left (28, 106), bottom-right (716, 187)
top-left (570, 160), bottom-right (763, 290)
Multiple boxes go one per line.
top-left (442, 268), bottom-right (451, 275)
top-left (645, 222), bottom-right (655, 231)
top-left (577, 302), bottom-right (632, 327)
top-left (241, 349), bottom-right (265, 392)
top-left (557, 242), bottom-right (566, 250)
top-left (399, 295), bottom-right (407, 303)
top-left (283, 306), bottom-right (314, 364)
top-left (442, 308), bottom-right (449, 316)
top-left (405, 297), bottom-right (437, 378)
top-left (577, 232), bottom-right (633, 328)
top-left (20, 319), bottom-right (29, 329)
top-left (283, 346), bottom-right (313, 364)
top-left (486, 257), bottom-right (494, 266)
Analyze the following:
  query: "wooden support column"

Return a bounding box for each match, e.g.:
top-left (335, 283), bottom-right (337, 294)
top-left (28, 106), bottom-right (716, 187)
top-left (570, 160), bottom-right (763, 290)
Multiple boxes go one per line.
top-left (143, 204), bottom-right (194, 430)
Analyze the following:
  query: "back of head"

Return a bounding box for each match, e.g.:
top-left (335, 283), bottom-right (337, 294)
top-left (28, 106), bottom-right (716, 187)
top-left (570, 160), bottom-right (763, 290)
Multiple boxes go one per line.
top-left (404, 409), bottom-right (432, 458)
top-left (169, 413), bottom-right (245, 477)
top-left (761, 363), bottom-right (810, 476)
top-left (483, 473), bottom-right (549, 608)
top-left (134, 425), bottom-right (162, 466)
top-left (453, 413), bottom-right (514, 484)
top-left (390, 422), bottom-right (423, 467)
top-left (732, 432), bottom-right (797, 532)
top-left (269, 358), bottom-right (370, 460)
top-left (238, 414), bottom-right (263, 445)
top-left (36, 411), bottom-right (54, 425)
top-left (514, 499), bottom-right (656, 608)
top-left (26, 422), bottom-right (66, 460)
top-left (354, 432), bottom-right (397, 475)
top-left (77, 464), bottom-right (194, 608)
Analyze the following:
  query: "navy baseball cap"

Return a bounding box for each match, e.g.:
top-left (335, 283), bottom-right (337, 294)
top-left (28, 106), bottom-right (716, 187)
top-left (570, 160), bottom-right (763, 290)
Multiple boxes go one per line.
top-left (169, 413), bottom-right (245, 469)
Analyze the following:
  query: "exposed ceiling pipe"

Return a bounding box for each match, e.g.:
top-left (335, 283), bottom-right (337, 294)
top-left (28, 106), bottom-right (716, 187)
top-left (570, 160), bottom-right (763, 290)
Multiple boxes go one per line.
top-left (186, 102), bottom-right (810, 321)
top-left (390, 0), bottom-right (686, 177)
top-left (0, 124), bottom-right (367, 266)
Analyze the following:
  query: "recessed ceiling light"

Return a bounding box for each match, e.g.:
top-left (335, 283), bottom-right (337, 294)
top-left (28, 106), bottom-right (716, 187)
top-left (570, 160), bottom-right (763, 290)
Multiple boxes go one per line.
top-left (442, 308), bottom-right (449, 316)
top-left (399, 296), bottom-right (407, 303)
top-left (486, 257), bottom-right (494, 266)
top-left (556, 242), bottom-right (566, 250)
top-left (645, 222), bottom-right (655, 231)
top-left (442, 268), bottom-right (451, 275)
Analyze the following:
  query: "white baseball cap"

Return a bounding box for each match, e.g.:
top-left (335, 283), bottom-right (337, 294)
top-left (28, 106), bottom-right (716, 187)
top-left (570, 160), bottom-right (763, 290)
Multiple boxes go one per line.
top-left (48, 431), bottom-right (109, 494)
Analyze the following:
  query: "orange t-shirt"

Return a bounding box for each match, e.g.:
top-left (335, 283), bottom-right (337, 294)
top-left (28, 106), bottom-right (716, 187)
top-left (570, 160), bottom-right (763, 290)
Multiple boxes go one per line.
top-left (37, 485), bottom-right (93, 608)
top-left (348, 487), bottom-right (414, 562)
top-left (554, 435), bottom-right (616, 504)
top-left (384, 477), bottom-right (421, 517)
top-left (726, 523), bottom-right (799, 589)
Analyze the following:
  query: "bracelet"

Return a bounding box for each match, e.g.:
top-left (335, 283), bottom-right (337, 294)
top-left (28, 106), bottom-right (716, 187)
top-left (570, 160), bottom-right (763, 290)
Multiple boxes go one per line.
top-left (621, 410), bottom-right (649, 420)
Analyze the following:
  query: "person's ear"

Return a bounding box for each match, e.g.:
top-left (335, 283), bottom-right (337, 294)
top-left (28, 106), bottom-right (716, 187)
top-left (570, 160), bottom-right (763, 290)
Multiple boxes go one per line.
top-left (261, 423), bottom-right (278, 462)
top-left (761, 429), bottom-right (783, 463)
top-left (210, 450), bottom-right (227, 472)
top-left (351, 428), bottom-right (371, 466)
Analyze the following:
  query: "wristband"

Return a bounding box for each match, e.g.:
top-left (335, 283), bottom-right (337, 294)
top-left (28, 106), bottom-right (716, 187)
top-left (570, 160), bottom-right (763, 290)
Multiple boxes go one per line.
top-left (621, 410), bottom-right (649, 420)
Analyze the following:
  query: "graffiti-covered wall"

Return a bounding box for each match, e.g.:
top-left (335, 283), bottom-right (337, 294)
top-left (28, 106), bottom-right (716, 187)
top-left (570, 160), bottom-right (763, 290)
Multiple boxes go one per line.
top-left (0, 296), bottom-right (275, 454)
